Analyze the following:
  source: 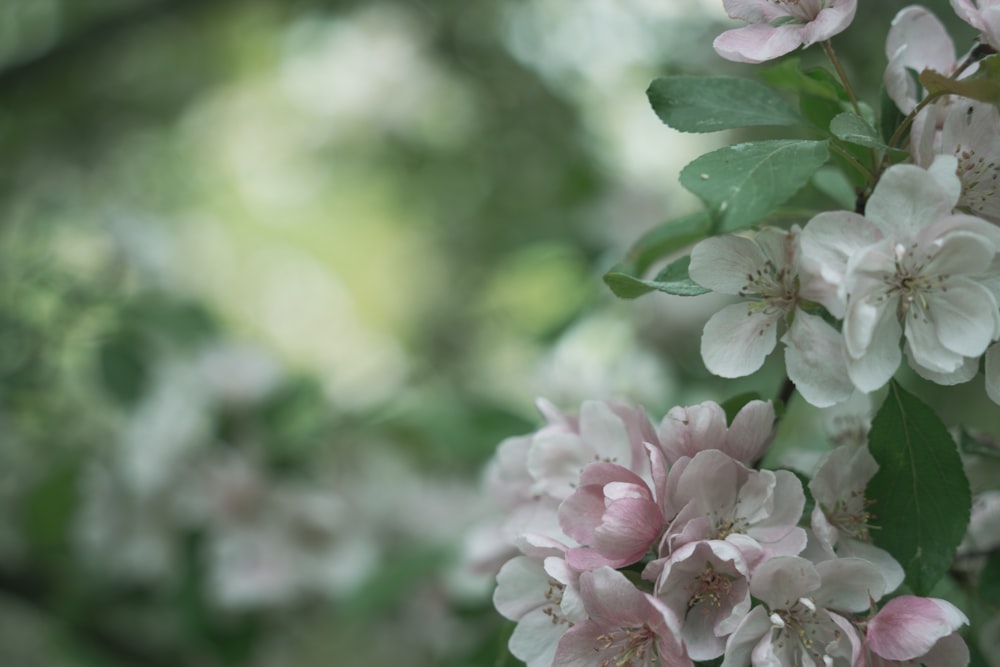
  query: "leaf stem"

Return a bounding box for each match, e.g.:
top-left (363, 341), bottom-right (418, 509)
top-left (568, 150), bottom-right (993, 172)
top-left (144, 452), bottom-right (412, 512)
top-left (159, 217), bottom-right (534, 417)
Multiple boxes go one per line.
top-left (829, 142), bottom-right (875, 186)
top-left (822, 40), bottom-right (862, 117)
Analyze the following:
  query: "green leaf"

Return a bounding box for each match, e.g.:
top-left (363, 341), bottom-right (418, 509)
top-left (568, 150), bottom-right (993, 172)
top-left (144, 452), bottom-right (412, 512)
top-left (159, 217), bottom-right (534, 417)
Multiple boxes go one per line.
top-left (647, 76), bottom-right (805, 133)
top-left (759, 59), bottom-right (845, 102)
top-left (616, 211), bottom-right (712, 277)
top-left (980, 552), bottom-right (1000, 604)
top-left (811, 166), bottom-right (856, 209)
top-left (830, 112), bottom-right (888, 150)
top-left (879, 85), bottom-right (906, 145)
top-left (866, 381), bottom-right (972, 595)
top-left (604, 255), bottom-right (710, 299)
top-left (603, 211), bottom-right (711, 299)
top-left (679, 140), bottom-right (830, 233)
top-left (920, 55), bottom-right (1000, 104)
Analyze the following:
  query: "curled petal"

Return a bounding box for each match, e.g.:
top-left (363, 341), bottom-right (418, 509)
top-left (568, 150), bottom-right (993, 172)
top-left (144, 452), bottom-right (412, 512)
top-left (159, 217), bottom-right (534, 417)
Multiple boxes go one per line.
top-left (867, 595), bottom-right (968, 661)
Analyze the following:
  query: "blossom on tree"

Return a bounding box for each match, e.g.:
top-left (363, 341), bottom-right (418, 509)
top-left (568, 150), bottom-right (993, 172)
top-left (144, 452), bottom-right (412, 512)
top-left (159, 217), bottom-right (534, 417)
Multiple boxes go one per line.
top-left (656, 399), bottom-right (775, 467)
top-left (860, 595), bottom-right (970, 666)
top-left (688, 227), bottom-right (853, 406)
top-left (553, 567), bottom-right (692, 667)
top-left (800, 158), bottom-right (1000, 392)
top-left (721, 556), bottom-right (888, 667)
top-left (712, 0), bottom-right (858, 63)
top-left (654, 540), bottom-right (752, 662)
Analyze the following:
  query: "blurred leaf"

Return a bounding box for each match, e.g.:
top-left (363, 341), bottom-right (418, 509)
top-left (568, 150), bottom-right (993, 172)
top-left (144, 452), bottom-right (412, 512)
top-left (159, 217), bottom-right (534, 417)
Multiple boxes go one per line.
top-left (980, 551), bottom-right (1000, 604)
top-left (604, 255), bottom-right (709, 299)
top-left (958, 427), bottom-right (1000, 459)
top-left (647, 75), bottom-right (804, 133)
top-left (98, 328), bottom-right (149, 406)
top-left (22, 462), bottom-right (79, 556)
top-left (679, 140), bottom-right (830, 233)
top-left (867, 381), bottom-right (971, 595)
top-left (811, 166), bottom-right (856, 210)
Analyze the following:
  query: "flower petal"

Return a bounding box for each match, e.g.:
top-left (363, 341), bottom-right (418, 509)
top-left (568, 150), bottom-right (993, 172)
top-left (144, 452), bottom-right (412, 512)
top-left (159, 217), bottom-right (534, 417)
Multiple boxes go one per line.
top-left (701, 303), bottom-right (779, 378)
top-left (865, 163), bottom-right (961, 237)
top-left (690, 234), bottom-right (769, 294)
top-left (782, 311), bottom-right (853, 407)
top-left (713, 23), bottom-right (805, 64)
top-left (867, 595), bottom-right (968, 661)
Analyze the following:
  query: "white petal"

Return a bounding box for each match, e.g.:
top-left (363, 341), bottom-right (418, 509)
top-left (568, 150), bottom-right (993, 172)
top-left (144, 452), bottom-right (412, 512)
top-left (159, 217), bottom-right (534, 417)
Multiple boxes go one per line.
top-left (928, 277), bottom-right (999, 358)
top-left (846, 301), bottom-right (902, 392)
top-left (690, 234), bottom-right (768, 294)
top-left (865, 163), bottom-right (961, 237)
top-left (782, 311), bottom-right (853, 407)
top-left (907, 346), bottom-right (979, 385)
top-left (700, 303), bottom-right (779, 378)
top-left (799, 211), bottom-right (881, 317)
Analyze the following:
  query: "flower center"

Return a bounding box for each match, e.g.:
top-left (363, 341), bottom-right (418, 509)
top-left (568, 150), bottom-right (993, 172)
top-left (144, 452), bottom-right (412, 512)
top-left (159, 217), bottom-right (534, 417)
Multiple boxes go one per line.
top-left (823, 491), bottom-right (874, 541)
top-left (882, 243), bottom-right (949, 321)
top-left (771, 599), bottom-right (843, 666)
top-left (595, 624), bottom-right (658, 667)
top-left (771, 0), bottom-right (828, 23)
top-left (686, 564), bottom-right (735, 611)
top-left (738, 260), bottom-right (799, 316)
top-left (542, 579), bottom-right (572, 626)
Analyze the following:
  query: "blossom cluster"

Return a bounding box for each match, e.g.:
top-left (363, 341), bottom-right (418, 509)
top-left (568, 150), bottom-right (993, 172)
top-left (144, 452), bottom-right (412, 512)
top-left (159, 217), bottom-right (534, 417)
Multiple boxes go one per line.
top-left (482, 398), bottom-right (968, 667)
top-left (483, 2), bottom-right (1000, 665)
top-left (689, 2), bottom-right (1000, 407)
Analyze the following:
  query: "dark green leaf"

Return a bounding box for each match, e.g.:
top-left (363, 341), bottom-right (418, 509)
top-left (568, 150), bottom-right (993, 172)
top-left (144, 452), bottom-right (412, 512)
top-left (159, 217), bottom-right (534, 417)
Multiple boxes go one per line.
top-left (679, 140), bottom-right (830, 233)
top-left (980, 551), bottom-right (1000, 604)
top-left (879, 85), bottom-right (906, 146)
top-left (867, 381), bottom-right (972, 595)
top-left (604, 255), bottom-right (709, 299)
top-left (647, 76), bottom-right (804, 133)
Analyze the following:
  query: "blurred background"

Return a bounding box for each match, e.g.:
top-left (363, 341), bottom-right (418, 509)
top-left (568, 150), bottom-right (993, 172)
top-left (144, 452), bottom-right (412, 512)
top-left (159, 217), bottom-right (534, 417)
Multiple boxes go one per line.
top-left (0, 1), bottom-right (991, 666)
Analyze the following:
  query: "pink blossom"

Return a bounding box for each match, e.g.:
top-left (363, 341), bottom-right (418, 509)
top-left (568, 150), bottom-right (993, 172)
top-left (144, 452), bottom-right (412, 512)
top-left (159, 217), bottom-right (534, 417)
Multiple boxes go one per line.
top-left (862, 595), bottom-right (970, 666)
top-left (656, 399), bottom-right (775, 467)
top-left (658, 450), bottom-right (806, 569)
top-left (494, 554), bottom-right (584, 667)
top-left (713, 0), bottom-right (858, 64)
top-left (654, 540), bottom-right (752, 661)
top-left (951, 0), bottom-right (1000, 49)
top-left (558, 459), bottom-right (669, 570)
top-left (553, 566), bottom-right (693, 667)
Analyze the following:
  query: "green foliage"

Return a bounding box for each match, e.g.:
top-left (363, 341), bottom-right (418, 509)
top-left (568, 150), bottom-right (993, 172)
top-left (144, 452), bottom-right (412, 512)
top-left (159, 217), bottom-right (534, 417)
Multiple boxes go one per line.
top-left (679, 139), bottom-right (830, 233)
top-left (980, 552), bottom-right (1000, 604)
top-left (602, 211), bottom-right (711, 299)
top-left (604, 255), bottom-right (709, 299)
top-left (829, 112), bottom-right (890, 151)
top-left (920, 54), bottom-right (1000, 104)
top-left (867, 381), bottom-right (972, 596)
top-left (646, 75), bottom-right (805, 133)
top-left (759, 58), bottom-right (845, 103)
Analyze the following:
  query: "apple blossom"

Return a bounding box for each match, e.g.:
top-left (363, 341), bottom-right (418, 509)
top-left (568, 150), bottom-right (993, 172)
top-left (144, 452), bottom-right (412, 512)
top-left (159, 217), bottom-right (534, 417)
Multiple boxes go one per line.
top-left (800, 158), bottom-right (1000, 392)
top-left (861, 595), bottom-right (970, 666)
top-left (722, 556), bottom-right (888, 667)
top-left (713, 0), bottom-right (858, 64)
top-left (553, 566), bottom-right (692, 667)
top-left (654, 540), bottom-right (752, 661)
top-left (688, 227), bottom-right (853, 406)
top-left (656, 399), bottom-right (775, 466)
